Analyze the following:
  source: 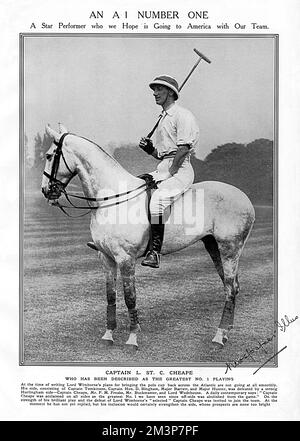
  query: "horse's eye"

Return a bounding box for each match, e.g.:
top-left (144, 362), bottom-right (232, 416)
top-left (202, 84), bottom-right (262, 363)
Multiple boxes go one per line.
top-left (46, 154), bottom-right (52, 161)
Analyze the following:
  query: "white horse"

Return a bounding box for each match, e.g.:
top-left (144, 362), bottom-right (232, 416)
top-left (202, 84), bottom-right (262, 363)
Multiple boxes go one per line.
top-left (41, 124), bottom-right (255, 350)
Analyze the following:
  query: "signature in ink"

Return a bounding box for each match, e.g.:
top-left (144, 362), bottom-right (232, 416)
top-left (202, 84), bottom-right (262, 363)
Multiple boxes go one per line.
top-left (224, 332), bottom-right (276, 374)
top-left (224, 314), bottom-right (298, 375)
top-left (275, 314), bottom-right (298, 333)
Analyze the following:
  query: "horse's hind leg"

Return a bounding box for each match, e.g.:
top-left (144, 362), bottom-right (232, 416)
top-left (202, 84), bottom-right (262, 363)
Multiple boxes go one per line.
top-left (99, 253), bottom-right (117, 346)
top-left (202, 235), bottom-right (224, 282)
top-left (211, 239), bottom-right (242, 347)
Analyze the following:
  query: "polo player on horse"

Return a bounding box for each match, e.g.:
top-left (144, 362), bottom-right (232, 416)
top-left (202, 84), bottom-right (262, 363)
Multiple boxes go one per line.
top-left (139, 75), bottom-right (200, 268)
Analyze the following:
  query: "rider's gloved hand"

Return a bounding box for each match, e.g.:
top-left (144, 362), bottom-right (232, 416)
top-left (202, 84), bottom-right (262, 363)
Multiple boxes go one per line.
top-left (139, 137), bottom-right (155, 155)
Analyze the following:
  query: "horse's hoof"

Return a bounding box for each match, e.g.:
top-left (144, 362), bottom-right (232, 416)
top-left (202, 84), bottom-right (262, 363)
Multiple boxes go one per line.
top-left (212, 339), bottom-right (225, 349)
top-left (101, 338), bottom-right (114, 347)
top-left (212, 328), bottom-right (228, 348)
top-left (125, 344), bottom-right (138, 353)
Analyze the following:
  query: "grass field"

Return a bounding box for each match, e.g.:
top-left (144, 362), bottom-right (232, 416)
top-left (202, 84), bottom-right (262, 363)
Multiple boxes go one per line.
top-left (22, 192), bottom-right (275, 367)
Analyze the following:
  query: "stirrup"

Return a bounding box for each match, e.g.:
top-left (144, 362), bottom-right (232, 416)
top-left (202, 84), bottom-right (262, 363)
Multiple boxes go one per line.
top-left (141, 250), bottom-right (161, 268)
top-left (87, 241), bottom-right (98, 251)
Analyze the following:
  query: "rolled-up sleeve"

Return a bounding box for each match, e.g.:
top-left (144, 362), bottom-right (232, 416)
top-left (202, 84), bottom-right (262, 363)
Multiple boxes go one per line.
top-left (155, 104), bottom-right (200, 156)
top-left (176, 108), bottom-right (200, 148)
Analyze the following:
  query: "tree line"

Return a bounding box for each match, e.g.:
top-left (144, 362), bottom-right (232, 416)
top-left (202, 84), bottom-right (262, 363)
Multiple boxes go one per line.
top-left (24, 131), bottom-right (273, 204)
top-left (24, 131), bottom-right (52, 169)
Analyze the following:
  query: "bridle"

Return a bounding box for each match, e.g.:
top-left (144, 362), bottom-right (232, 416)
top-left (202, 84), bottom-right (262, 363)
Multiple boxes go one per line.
top-left (43, 133), bottom-right (150, 218)
top-left (43, 132), bottom-right (75, 197)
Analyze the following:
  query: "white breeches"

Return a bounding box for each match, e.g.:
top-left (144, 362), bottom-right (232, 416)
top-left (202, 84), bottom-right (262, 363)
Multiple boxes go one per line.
top-left (149, 157), bottom-right (194, 219)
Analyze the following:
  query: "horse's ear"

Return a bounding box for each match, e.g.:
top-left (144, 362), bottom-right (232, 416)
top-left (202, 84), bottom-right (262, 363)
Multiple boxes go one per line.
top-left (45, 124), bottom-right (60, 142)
top-left (58, 122), bottom-right (68, 134)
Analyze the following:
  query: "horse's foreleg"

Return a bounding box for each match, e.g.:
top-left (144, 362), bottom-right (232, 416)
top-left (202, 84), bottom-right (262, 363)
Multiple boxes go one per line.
top-left (99, 253), bottom-right (117, 345)
top-left (212, 244), bottom-right (241, 347)
top-left (119, 258), bottom-right (140, 349)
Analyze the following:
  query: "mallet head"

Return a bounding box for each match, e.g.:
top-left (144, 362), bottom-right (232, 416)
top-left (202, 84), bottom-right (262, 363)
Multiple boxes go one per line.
top-left (193, 48), bottom-right (211, 64)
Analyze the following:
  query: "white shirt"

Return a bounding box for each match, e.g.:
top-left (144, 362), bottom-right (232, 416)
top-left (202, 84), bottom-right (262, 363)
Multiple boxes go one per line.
top-left (155, 103), bottom-right (199, 158)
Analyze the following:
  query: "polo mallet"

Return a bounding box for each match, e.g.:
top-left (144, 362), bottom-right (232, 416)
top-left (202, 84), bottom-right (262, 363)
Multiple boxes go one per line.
top-left (146, 48), bottom-right (211, 139)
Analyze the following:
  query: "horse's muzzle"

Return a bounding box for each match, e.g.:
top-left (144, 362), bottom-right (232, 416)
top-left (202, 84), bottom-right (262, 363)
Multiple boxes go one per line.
top-left (41, 185), bottom-right (62, 200)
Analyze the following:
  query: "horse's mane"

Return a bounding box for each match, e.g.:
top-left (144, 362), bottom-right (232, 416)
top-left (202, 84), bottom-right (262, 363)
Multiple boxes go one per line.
top-left (73, 133), bottom-right (121, 166)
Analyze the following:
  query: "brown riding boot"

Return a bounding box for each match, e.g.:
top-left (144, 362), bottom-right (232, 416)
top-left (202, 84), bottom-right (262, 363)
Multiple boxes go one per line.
top-left (141, 223), bottom-right (165, 268)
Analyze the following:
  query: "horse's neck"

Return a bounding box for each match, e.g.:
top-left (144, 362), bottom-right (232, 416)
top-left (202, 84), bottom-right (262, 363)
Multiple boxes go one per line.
top-left (69, 136), bottom-right (140, 198)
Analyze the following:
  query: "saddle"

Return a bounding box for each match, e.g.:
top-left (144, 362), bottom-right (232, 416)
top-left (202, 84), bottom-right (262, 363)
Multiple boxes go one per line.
top-left (137, 172), bottom-right (175, 222)
top-left (137, 173), bottom-right (158, 191)
top-left (137, 173), bottom-right (158, 220)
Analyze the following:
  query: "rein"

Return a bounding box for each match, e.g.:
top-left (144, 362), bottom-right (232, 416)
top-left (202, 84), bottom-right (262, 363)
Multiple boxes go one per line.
top-left (43, 132), bottom-right (148, 217)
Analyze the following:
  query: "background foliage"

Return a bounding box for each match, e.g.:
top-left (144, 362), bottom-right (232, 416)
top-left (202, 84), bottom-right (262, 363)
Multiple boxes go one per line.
top-left (25, 134), bottom-right (273, 204)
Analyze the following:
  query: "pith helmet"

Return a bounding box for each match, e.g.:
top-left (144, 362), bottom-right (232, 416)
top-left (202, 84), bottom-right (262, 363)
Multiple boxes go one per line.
top-left (149, 75), bottom-right (179, 100)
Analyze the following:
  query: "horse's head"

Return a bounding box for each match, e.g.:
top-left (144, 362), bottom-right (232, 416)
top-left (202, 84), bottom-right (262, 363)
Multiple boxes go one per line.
top-left (41, 124), bottom-right (77, 201)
